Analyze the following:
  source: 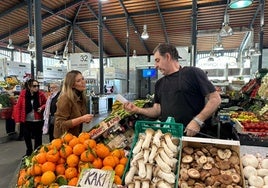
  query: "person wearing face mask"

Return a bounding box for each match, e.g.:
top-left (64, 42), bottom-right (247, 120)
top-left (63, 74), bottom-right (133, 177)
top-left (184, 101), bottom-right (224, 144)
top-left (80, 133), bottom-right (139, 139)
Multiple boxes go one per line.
top-left (13, 79), bottom-right (47, 156)
top-left (43, 81), bottom-right (61, 142)
top-left (123, 43), bottom-right (222, 137)
top-left (54, 70), bottom-right (94, 138)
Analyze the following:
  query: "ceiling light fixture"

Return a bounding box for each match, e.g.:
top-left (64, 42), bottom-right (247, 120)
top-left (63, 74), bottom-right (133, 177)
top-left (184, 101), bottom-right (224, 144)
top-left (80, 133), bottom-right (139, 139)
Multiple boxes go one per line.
top-left (54, 51), bottom-right (60, 59)
top-left (27, 35), bottom-right (35, 52)
top-left (132, 50), bottom-right (137, 58)
top-left (208, 51), bottom-right (216, 62)
top-left (220, 13), bottom-right (233, 37)
top-left (141, 24), bottom-right (149, 40)
top-left (251, 43), bottom-right (261, 56)
top-left (214, 35), bottom-right (224, 51)
top-left (229, 0), bottom-right (253, 9)
top-left (7, 38), bottom-right (15, 50)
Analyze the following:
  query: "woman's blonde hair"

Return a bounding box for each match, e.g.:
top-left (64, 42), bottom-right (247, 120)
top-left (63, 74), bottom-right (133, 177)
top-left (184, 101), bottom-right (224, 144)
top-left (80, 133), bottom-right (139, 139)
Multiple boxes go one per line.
top-left (61, 70), bottom-right (86, 102)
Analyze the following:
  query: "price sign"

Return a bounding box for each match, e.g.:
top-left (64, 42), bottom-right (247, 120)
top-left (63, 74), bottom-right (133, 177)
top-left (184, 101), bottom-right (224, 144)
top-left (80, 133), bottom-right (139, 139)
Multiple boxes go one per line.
top-left (77, 168), bottom-right (114, 188)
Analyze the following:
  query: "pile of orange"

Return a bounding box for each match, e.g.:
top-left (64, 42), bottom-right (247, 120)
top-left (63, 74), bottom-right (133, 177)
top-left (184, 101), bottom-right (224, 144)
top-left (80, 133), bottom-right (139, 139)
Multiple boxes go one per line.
top-left (16, 132), bottom-right (128, 187)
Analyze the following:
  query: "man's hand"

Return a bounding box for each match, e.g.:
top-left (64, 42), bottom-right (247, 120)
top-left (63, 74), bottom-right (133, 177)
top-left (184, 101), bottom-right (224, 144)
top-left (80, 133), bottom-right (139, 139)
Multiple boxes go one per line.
top-left (185, 120), bottom-right (200, 137)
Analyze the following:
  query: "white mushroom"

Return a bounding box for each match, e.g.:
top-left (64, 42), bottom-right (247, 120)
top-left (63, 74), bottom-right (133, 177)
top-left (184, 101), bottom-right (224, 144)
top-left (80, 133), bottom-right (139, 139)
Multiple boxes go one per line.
top-left (131, 150), bottom-right (144, 166)
top-left (145, 163), bottom-right (153, 180)
top-left (158, 147), bottom-right (177, 168)
top-left (148, 144), bottom-right (158, 164)
top-left (161, 140), bottom-right (174, 158)
top-left (125, 166), bottom-right (138, 185)
top-left (143, 149), bottom-right (150, 164)
top-left (134, 176), bottom-right (141, 188)
top-left (127, 182), bottom-right (134, 188)
top-left (132, 135), bottom-right (145, 154)
top-left (243, 166), bottom-right (258, 179)
top-left (261, 159), bottom-right (268, 169)
top-left (156, 179), bottom-right (173, 188)
top-left (257, 168), bottom-right (268, 177)
top-left (137, 158), bottom-right (146, 178)
top-left (142, 128), bottom-right (154, 149)
top-left (264, 175), bottom-right (268, 185)
top-left (248, 175), bottom-right (264, 187)
top-left (163, 133), bottom-right (178, 153)
top-left (141, 179), bottom-right (150, 188)
top-left (152, 129), bottom-right (163, 147)
top-left (155, 167), bottom-right (176, 184)
top-left (155, 154), bottom-right (171, 173)
top-left (241, 154), bottom-right (259, 168)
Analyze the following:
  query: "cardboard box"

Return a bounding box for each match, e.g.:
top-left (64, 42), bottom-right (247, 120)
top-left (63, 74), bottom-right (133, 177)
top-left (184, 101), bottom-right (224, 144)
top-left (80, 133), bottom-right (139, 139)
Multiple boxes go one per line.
top-left (179, 137), bottom-right (245, 187)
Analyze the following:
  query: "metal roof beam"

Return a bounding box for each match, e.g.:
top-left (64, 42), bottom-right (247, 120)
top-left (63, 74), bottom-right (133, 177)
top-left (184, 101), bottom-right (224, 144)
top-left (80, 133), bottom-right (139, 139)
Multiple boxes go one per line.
top-left (0, 1), bottom-right (27, 19)
top-left (83, 2), bottom-right (126, 53)
top-left (155, 0), bottom-right (169, 44)
top-left (118, 0), bottom-right (150, 54)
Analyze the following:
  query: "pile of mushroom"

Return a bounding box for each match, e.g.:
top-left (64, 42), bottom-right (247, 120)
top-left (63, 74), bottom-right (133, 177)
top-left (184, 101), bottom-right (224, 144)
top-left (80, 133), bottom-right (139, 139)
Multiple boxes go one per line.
top-left (124, 128), bottom-right (180, 188)
top-left (241, 153), bottom-right (268, 188)
top-left (178, 145), bottom-right (243, 188)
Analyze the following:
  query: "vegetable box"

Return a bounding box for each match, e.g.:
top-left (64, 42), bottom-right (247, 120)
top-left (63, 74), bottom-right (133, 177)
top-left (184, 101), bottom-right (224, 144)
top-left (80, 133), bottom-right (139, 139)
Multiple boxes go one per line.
top-left (122, 117), bottom-right (184, 187)
top-left (179, 137), bottom-right (245, 188)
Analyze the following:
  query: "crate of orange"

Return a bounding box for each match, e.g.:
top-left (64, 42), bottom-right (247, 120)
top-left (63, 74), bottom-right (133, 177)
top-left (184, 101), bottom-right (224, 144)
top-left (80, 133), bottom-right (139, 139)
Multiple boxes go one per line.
top-left (122, 117), bottom-right (183, 187)
top-left (16, 131), bottom-right (128, 187)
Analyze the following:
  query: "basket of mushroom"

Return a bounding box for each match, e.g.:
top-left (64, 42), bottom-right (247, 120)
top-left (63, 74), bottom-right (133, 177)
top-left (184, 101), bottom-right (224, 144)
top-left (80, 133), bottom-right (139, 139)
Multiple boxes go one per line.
top-left (178, 137), bottom-right (245, 188)
top-left (122, 118), bottom-right (184, 188)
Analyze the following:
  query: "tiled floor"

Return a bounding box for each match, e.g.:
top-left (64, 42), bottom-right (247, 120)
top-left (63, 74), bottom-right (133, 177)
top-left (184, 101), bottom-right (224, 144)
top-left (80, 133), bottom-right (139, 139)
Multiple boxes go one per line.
top-left (0, 113), bottom-right (108, 188)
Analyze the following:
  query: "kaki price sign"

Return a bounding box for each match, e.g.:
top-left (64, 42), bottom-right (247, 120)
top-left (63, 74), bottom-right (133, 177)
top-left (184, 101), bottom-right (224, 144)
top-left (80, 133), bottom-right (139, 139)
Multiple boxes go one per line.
top-left (77, 168), bottom-right (115, 188)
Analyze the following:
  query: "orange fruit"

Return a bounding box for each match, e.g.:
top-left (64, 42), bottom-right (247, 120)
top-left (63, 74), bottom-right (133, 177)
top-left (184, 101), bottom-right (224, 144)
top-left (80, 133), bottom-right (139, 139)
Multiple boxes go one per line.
top-left (65, 167), bottom-right (78, 179)
top-left (51, 138), bottom-right (63, 150)
top-left (110, 149), bottom-right (121, 159)
top-left (114, 164), bottom-right (125, 177)
top-left (57, 157), bottom-right (66, 164)
top-left (46, 149), bottom-right (60, 163)
top-left (35, 152), bottom-right (47, 164)
top-left (83, 139), bottom-right (96, 149)
top-left (61, 133), bottom-right (74, 144)
top-left (39, 145), bottom-right (49, 153)
top-left (17, 169), bottom-right (27, 186)
top-left (101, 165), bottom-right (113, 170)
top-left (113, 156), bottom-right (120, 166)
top-left (41, 171), bottom-right (56, 185)
top-left (103, 156), bottom-right (116, 168)
top-left (41, 161), bottom-right (56, 173)
top-left (80, 150), bottom-right (95, 162)
top-left (78, 132), bottom-right (90, 143)
top-left (55, 164), bottom-right (65, 175)
top-left (94, 143), bottom-right (110, 159)
top-left (30, 164), bottom-right (42, 176)
top-left (73, 143), bottom-right (85, 156)
top-left (59, 144), bottom-right (73, 158)
top-left (119, 157), bottom-right (128, 166)
top-left (68, 177), bottom-right (78, 186)
top-left (34, 175), bottom-right (41, 186)
top-left (114, 175), bottom-right (122, 185)
top-left (66, 154), bottom-right (79, 167)
top-left (68, 136), bottom-right (79, 148)
top-left (119, 149), bottom-right (125, 158)
top-left (92, 157), bottom-right (102, 169)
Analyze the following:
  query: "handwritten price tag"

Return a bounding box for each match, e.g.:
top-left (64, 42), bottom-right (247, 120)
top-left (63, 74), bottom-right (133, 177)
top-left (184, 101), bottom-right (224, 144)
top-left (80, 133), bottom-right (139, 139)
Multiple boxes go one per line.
top-left (77, 168), bottom-right (115, 188)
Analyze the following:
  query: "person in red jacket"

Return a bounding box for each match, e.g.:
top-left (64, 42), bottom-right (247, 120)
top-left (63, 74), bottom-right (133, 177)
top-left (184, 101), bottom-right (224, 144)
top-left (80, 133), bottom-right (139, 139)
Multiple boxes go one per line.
top-left (13, 79), bottom-right (47, 156)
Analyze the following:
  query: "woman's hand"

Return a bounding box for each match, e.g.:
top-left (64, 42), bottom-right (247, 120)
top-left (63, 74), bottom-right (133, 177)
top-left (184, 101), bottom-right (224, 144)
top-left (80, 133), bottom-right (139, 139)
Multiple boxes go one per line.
top-left (82, 114), bottom-right (94, 123)
top-left (123, 102), bottom-right (138, 113)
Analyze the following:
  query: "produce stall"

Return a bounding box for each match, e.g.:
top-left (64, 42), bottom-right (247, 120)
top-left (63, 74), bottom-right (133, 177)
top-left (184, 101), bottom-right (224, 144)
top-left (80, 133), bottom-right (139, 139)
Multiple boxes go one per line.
top-left (13, 71), bottom-right (268, 187)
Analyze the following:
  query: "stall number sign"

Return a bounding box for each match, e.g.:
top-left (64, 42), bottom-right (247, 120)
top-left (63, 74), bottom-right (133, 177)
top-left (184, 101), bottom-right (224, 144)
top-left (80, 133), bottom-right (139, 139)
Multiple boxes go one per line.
top-left (77, 168), bottom-right (114, 188)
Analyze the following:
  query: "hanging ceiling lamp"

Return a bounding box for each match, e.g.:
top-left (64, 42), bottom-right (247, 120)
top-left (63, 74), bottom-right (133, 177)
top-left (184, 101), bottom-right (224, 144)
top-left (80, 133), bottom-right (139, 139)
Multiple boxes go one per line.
top-left (229, 0), bottom-right (253, 9)
top-left (132, 50), bottom-right (137, 58)
top-left (7, 38), bottom-right (15, 50)
top-left (214, 35), bottom-right (224, 51)
top-left (220, 13), bottom-right (233, 37)
top-left (251, 43), bottom-right (261, 56)
top-left (27, 35), bottom-right (35, 52)
top-left (208, 51), bottom-right (216, 62)
top-left (141, 24), bottom-right (149, 40)
top-left (54, 51), bottom-right (60, 59)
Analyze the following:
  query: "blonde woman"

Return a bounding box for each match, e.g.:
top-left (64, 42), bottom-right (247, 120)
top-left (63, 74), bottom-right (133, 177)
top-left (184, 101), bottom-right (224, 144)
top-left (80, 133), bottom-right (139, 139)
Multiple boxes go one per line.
top-left (54, 70), bottom-right (93, 138)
